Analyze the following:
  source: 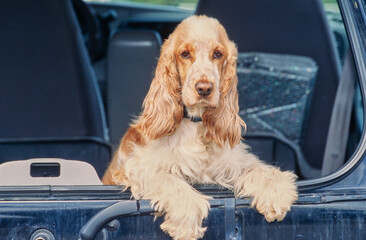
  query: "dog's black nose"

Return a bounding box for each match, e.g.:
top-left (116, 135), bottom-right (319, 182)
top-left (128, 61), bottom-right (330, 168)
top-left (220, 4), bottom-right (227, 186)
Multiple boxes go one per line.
top-left (195, 82), bottom-right (213, 96)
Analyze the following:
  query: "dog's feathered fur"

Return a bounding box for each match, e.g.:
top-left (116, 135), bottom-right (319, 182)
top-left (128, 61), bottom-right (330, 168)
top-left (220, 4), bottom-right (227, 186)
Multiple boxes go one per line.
top-left (103, 15), bottom-right (298, 240)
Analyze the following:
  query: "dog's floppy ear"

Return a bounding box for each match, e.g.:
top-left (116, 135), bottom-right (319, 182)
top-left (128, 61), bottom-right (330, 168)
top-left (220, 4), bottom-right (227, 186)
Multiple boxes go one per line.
top-left (203, 41), bottom-right (246, 148)
top-left (132, 36), bottom-right (183, 139)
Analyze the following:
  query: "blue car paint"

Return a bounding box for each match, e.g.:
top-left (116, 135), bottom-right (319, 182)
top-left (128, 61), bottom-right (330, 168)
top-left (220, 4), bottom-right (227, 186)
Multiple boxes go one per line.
top-left (1, 193), bottom-right (366, 239)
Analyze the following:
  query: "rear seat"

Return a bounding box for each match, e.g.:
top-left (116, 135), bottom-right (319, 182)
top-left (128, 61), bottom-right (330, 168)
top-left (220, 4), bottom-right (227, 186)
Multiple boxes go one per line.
top-left (0, 0), bottom-right (111, 178)
top-left (106, 30), bottom-right (162, 147)
top-left (196, 0), bottom-right (341, 178)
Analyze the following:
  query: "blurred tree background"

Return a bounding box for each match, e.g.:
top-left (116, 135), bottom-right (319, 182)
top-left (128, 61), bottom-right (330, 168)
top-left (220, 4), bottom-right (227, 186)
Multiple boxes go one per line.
top-left (109, 0), bottom-right (198, 8)
top-left (89, 0), bottom-right (339, 12)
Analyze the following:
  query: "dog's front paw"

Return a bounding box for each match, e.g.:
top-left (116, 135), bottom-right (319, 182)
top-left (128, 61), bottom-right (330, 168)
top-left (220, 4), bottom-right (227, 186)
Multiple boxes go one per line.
top-left (236, 166), bottom-right (298, 222)
top-left (161, 219), bottom-right (207, 240)
top-left (159, 194), bottom-right (210, 240)
top-left (251, 169), bottom-right (297, 222)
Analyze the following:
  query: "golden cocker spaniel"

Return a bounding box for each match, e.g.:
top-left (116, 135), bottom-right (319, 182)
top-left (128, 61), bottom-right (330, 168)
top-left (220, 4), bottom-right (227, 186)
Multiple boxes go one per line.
top-left (103, 15), bottom-right (298, 240)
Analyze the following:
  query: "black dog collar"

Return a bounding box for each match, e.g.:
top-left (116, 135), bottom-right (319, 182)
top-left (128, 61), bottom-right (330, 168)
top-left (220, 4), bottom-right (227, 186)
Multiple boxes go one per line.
top-left (188, 116), bottom-right (203, 123)
top-left (183, 106), bottom-right (202, 123)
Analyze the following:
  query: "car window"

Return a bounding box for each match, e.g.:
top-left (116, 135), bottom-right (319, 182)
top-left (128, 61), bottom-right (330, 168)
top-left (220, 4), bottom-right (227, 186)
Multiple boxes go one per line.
top-left (84, 0), bottom-right (199, 10)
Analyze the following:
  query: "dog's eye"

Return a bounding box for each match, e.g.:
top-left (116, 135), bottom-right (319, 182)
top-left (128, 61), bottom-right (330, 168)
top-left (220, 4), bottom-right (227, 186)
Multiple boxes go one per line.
top-left (213, 51), bottom-right (223, 59)
top-left (180, 51), bottom-right (190, 58)
top-left (180, 51), bottom-right (190, 59)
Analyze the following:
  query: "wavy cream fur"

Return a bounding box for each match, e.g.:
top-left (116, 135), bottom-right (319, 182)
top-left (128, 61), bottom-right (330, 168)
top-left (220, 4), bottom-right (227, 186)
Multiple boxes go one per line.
top-left (103, 15), bottom-right (298, 240)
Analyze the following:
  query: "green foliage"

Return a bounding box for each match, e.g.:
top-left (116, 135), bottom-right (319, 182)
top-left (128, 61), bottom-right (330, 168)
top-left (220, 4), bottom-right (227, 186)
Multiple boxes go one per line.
top-left (105, 0), bottom-right (338, 10)
top-left (109, 0), bottom-right (198, 7)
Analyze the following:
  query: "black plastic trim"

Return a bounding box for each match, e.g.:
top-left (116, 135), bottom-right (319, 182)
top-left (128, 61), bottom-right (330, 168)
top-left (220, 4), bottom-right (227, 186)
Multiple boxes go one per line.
top-left (79, 201), bottom-right (138, 240)
top-left (296, 0), bottom-right (366, 191)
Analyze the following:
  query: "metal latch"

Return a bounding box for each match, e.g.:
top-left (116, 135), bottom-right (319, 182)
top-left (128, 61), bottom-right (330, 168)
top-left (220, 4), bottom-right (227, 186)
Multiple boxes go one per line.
top-left (225, 198), bottom-right (238, 240)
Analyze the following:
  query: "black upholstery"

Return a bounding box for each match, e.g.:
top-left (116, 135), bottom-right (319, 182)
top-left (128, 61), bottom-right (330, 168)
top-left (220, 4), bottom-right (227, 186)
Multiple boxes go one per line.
top-left (245, 134), bottom-right (298, 172)
top-left (196, 0), bottom-right (341, 170)
top-left (107, 30), bottom-right (162, 146)
top-left (0, 0), bottom-right (111, 177)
